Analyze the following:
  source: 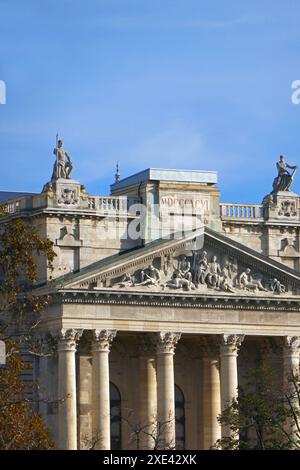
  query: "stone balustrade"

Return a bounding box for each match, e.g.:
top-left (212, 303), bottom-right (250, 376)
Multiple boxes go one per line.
top-left (0, 194), bottom-right (141, 217)
top-left (220, 203), bottom-right (263, 221)
top-left (1, 195), bottom-right (266, 222)
top-left (0, 197), bottom-right (29, 214)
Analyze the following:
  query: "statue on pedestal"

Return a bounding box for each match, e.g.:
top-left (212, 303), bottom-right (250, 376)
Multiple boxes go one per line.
top-left (272, 155), bottom-right (297, 193)
top-left (52, 138), bottom-right (73, 180)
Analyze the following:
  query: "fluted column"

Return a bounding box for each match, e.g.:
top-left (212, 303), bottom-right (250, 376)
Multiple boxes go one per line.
top-left (156, 332), bottom-right (181, 449)
top-left (138, 335), bottom-right (157, 450)
top-left (220, 334), bottom-right (244, 438)
top-left (199, 337), bottom-right (221, 449)
top-left (57, 328), bottom-right (82, 450)
top-left (92, 329), bottom-right (116, 450)
top-left (283, 336), bottom-right (300, 439)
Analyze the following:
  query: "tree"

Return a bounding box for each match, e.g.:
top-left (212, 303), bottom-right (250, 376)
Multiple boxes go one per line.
top-left (215, 364), bottom-right (300, 450)
top-left (83, 411), bottom-right (177, 450)
top-left (0, 342), bottom-right (53, 449)
top-left (0, 211), bottom-right (56, 449)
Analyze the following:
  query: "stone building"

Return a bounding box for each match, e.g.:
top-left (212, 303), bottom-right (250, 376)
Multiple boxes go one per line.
top-left (1, 144), bottom-right (300, 450)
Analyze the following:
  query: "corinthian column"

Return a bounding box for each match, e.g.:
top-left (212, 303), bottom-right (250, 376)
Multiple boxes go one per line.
top-left (156, 332), bottom-right (181, 449)
top-left (92, 329), bottom-right (116, 450)
top-left (137, 335), bottom-right (157, 450)
top-left (220, 334), bottom-right (244, 438)
top-left (57, 328), bottom-right (83, 450)
top-left (198, 337), bottom-right (221, 449)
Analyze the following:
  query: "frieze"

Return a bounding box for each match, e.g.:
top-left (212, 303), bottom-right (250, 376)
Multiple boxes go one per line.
top-left (107, 247), bottom-right (291, 297)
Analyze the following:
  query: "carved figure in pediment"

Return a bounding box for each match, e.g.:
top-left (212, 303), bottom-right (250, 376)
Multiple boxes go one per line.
top-left (239, 268), bottom-right (267, 292)
top-left (270, 278), bottom-right (286, 294)
top-left (207, 255), bottom-right (222, 289)
top-left (165, 269), bottom-right (196, 291)
top-left (220, 261), bottom-right (235, 293)
top-left (177, 255), bottom-right (192, 282)
top-left (118, 272), bottom-right (135, 288)
top-left (194, 251), bottom-right (209, 285)
top-left (134, 264), bottom-right (161, 287)
top-left (162, 254), bottom-right (172, 275)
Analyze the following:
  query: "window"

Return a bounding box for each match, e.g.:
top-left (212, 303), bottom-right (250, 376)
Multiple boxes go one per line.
top-left (110, 382), bottom-right (121, 450)
top-left (175, 385), bottom-right (185, 450)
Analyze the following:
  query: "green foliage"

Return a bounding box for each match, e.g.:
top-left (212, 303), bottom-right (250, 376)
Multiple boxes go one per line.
top-left (215, 364), bottom-right (300, 450)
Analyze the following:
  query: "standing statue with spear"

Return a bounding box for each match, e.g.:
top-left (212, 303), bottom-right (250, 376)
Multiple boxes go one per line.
top-left (272, 155), bottom-right (298, 193)
top-left (51, 134), bottom-right (73, 181)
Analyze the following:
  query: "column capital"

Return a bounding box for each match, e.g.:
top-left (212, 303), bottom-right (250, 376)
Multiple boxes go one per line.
top-left (283, 336), bottom-right (300, 354)
top-left (196, 335), bottom-right (219, 358)
top-left (92, 329), bottom-right (116, 352)
top-left (137, 334), bottom-right (156, 356)
top-left (156, 332), bottom-right (181, 355)
top-left (220, 334), bottom-right (245, 353)
top-left (55, 328), bottom-right (83, 352)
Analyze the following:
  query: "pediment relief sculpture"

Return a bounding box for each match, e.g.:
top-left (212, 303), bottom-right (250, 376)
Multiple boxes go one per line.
top-left (109, 248), bottom-right (289, 296)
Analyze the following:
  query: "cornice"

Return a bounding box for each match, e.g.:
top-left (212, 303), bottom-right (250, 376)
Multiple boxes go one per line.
top-left (52, 288), bottom-right (300, 312)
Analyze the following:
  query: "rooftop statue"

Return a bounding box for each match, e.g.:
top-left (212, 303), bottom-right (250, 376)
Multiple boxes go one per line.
top-left (51, 137), bottom-right (73, 180)
top-left (272, 155), bottom-right (297, 193)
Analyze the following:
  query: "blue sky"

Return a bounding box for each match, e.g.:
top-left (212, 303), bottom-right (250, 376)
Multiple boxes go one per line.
top-left (1, 0), bottom-right (300, 202)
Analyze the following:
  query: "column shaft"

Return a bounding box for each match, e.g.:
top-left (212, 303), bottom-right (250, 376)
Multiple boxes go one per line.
top-left (57, 329), bottom-right (82, 450)
top-left (156, 332), bottom-right (181, 449)
top-left (220, 334), bottom-right (244, 439)
top-left (202, 356), bottom-right (221, 448)
top-left (138, 336), bottom-right (157, 449)
top-left (92, 329), bottom-right (116, 450)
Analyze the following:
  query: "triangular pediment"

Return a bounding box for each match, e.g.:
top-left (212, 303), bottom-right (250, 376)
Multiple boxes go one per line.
top-left (54, 228), bottom-right (300, 298)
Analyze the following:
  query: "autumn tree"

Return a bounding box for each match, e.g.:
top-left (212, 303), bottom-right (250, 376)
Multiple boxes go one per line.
top-left (0, 210), bottom-right (56, 449)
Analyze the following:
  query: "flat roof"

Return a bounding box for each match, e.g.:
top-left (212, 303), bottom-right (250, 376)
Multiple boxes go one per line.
top-left (111, 168), bottom-right (218, 191)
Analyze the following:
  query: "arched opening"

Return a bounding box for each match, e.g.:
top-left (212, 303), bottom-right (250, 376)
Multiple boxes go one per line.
top-left (110, 382), bottom-right (121, 450)
top-left (175, 385), bottom-right (185, 450)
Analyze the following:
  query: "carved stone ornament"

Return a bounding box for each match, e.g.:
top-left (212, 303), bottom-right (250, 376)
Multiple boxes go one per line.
top-left (55, 328), bottom-right (83, 351)
top-left (284, 336), bottom-right (300, 353)
top-left (196, 336), bottom-right (220, 358)
top-left (156, 332), bottom-right (181, 354)
top-left (92, 329), bottom-right (117, 352)
top-left (52, 138), bottom-right (73, 181)
top-left (278, 200), bottom-right (297, 217)
top-left (221, 334), bottom-right (245, 352)
top-left (58, 187), bottom-right (79, 205)
top-left (109, 248), bottom-right (289, 296)
top-left (137, 334), bottom-right (156, 356)
top-left (272, 155), bottom-right (297, 193)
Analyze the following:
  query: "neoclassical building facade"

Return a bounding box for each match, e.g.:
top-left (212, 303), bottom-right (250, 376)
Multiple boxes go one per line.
top-left (1, 145), bottom-right (300, 450)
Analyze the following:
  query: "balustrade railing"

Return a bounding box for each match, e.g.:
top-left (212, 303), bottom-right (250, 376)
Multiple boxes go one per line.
top-left (220, 203), bottom-right (263, 220)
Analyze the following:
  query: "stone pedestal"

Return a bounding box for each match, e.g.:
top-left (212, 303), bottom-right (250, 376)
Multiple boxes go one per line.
top-left (42, 178), bottom-right (89, 208)
top-left (156, 332), bottom-right (181, 449)
top-left (263, 191), bottom-right (300, 221)
top-left (92, 329), bottom-right (116, 450)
